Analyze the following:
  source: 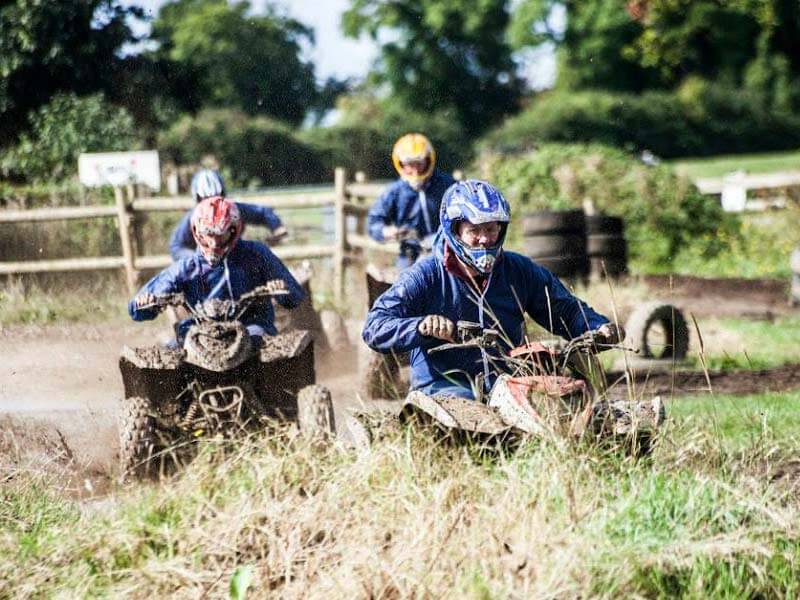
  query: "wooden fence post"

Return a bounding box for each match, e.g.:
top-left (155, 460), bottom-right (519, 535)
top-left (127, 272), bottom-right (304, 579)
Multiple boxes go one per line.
top-left (115, 186), bottom-right (139, 293)
top-left (333, 167), bottom-right (348, 306)
top-left (354, 171), bottom-right (367, 235)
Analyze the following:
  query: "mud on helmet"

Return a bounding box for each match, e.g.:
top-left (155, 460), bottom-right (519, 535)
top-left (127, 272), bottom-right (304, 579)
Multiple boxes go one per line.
top-left (392, 133), bottom-right (436, 190)
top-left (440, 180), bottom-right (511, 274)
top-left (191, 196), bottom-right (243, 265)
top-left (190, 169), bottom-right (226, 202)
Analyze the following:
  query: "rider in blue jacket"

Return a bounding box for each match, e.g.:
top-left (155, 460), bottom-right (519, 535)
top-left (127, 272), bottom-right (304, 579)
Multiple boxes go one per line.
top-left (169, 169), bottom-right (287, 261)
top-left (367, 133), bottom-right (456, 267)
top-left (362, 180), bottom-right (619, 400)
top-left (131, 196), bottom-right (304, 343)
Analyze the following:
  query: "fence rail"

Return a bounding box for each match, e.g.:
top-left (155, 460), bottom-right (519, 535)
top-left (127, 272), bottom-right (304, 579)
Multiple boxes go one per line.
top-left (0, 167), bottom-right (395, 303)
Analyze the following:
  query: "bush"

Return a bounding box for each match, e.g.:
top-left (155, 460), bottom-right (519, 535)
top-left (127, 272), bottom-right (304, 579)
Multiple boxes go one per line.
top-left (1, 93), bottom-right (139, 182)
top-left (483, 85), bottom-right (800, 159)
top-left (479, 143), bottom-right (736, 271)
top-left (158, 109), bottom-right (328, 187)
top-left (301, 92), bottom-right (474, 180)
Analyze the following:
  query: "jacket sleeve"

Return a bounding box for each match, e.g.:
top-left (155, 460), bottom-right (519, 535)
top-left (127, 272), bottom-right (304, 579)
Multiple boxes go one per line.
top-left (256, 245), bottom-right (305, 309)
top-left (523, 261), bottom-right (609, 339)
top-left (128, 262), bottom-right (185, 321)
top-left (169, 212), bottom-right (195, 261)
top-left (236, 202), bottom-right (282, 231)
top-left (361, 269), bottom-right (427, 354)
top-left (367, 186), bottom-right (398, 241)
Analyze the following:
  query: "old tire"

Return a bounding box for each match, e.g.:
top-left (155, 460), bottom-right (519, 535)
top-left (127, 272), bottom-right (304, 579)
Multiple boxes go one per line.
top-left (119, 396), bottom-right (160, 479)
top-left (586, 215), bottom-right (624, 235)
top-left (523, 234), bottom-right (585, 257)
top-left (625, 302), bottom-right (689, 360)
top-left (530, 255), bottom-right (590, 278)
top-left (586, 234), bottom-right (627, 256)
top-left (360, 347), bottom-right (404, 400)
top-left (297, 384), bottom-right (336, 437)
top-left (319, 309), bottom-right (350, 353)
top-left (522, 210), bottom-right (585, 235)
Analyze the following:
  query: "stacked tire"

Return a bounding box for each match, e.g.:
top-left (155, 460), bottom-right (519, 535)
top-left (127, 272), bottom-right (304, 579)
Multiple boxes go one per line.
top-left (522, 210), bottom-right (588, 280)
top-left (586, 214), bottom-right (627, 279)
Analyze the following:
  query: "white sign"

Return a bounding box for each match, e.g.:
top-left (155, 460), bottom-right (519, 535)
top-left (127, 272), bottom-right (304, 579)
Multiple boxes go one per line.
top-left (78, 150), bottom-right (161, 191)
top-left (720, 171), bottom-right (747, 212)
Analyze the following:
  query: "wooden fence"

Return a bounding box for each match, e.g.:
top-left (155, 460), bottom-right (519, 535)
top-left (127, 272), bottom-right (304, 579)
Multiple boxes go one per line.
top-left (0, 167), bottom-right (399, 303)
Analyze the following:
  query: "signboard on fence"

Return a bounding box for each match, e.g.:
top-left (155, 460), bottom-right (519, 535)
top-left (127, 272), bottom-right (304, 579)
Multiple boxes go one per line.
top-left (78, 150), bottom-right (161, 191)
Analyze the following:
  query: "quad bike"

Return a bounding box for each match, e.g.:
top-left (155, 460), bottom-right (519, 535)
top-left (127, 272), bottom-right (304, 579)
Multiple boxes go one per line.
top-left (118, 282), bottom-right (335, 478)
top-left (348, 321), bottom-right (665, 456)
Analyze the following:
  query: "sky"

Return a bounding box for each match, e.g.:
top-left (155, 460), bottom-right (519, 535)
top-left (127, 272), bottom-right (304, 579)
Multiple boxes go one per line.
top-left (123, 0), bottom-right (556, 88)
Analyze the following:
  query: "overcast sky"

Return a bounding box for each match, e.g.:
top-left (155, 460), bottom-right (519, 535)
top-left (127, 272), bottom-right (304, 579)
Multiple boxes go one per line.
top-left (124, 0), bottom-right (555, 88)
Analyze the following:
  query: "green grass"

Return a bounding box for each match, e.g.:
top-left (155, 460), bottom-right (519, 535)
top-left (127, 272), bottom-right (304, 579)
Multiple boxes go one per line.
top-left (671, 149), bottom-right (800, 179)
top-left (3, 394), bottom-right (800, 598)
top-left (0, 276), bottom-right (129, 325)
top-left (689, 315), bottom-right (800, 371)
top-left (670, 391), bottom-right (800, 448)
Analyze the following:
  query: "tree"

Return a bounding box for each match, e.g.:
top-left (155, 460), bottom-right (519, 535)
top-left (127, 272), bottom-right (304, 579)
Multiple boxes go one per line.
top-left (342, 0), bottom-right (524, 136)
top-left (510, 0), bottom-right (661, 92)
top-left (1, 93), bottom-right (138, 182)
top-left (0, 0), bottom-right (141, 143)
top-left (150, 0), bottom-right (317, 125)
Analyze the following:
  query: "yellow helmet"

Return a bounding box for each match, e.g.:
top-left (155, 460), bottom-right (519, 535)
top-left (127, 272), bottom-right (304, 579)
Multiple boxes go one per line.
top-left (391, 133), bottom-right (436, 189)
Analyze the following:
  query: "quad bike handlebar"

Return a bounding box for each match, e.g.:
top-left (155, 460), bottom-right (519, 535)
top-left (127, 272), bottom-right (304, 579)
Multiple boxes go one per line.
top-left (427, 319), bottom-right (623, 369)
top-left (138, 280), bottom-right (290, 322)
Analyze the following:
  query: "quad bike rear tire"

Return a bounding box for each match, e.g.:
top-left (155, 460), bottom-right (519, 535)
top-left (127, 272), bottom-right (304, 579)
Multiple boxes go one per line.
top-left (297, 384), bottom-right (336, 437)
top-left (119, 396), bottom-right (160, 479)
top-left (319, 309), bottom-right (350, 353)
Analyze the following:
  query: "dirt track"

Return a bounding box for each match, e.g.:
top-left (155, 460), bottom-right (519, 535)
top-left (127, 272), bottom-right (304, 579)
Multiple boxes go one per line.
top-left (1, 273), bottom-right (798, 491)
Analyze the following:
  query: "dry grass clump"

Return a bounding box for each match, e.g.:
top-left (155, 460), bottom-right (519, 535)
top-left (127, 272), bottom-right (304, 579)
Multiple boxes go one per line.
top-left (2, 421), bottom-right (800, 599)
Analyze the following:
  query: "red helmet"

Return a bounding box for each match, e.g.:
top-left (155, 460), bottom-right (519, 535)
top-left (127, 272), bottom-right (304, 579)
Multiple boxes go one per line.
top-left (191, 196), bottom-right (243, 264)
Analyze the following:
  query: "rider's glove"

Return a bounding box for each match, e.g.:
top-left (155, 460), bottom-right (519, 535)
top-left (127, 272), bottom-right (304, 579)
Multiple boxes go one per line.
top-left (596, 323), bottom-right (625, 345)
top-left (382, 225), bottom-right (400, 241)
top-left (418, 315), bottom-right (455, 342)
top-left (134, 293), bottom-right (157, 310)
top-left (264, 279), bottom-right (288, 295)
top-left (267, 226), bottom-right (289, 244)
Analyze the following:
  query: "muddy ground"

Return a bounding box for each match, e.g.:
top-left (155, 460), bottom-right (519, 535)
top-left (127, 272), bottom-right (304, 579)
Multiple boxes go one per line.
top-left (1, 274), bottom-right (798, 496)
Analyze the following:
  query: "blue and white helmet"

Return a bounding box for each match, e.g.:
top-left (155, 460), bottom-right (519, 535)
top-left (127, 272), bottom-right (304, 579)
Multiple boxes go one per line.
top-left (190, 169), bottom-right (226, 202)
top-left (440, 180), bottom-right (511, 273)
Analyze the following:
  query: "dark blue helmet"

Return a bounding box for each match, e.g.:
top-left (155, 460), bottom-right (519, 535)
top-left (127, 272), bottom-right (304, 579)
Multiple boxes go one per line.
top-left (440, 180), bottom-right (510, 273)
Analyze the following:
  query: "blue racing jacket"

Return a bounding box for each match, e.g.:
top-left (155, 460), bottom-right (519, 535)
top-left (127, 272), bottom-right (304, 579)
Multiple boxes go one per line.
top-left (367, 170), bottom-right (456, 243)
top-left (362, 238), bottom-right (609, 399)
top-left (169, 201), bottom-right (283, 261)
top-left (130, 240), bottom-right (305, 341)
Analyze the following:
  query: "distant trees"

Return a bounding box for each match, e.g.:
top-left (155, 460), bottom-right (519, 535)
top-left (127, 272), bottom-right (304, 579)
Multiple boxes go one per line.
top-left (150, 0), bottom-right (318, 125)
top-left (343, 0), bottom-right (524, 135)
top-left (0, 0), bottom-right (141, 141)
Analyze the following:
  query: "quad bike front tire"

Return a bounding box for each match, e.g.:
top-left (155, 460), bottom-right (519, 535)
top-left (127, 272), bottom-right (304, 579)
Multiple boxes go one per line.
top-left (297, 384), bottom-right (336, 438)
top-left (119, 396), bottom-right (160, 479)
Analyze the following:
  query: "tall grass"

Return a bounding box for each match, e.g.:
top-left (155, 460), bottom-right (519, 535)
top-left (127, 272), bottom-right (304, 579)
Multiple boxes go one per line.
top-left (2, 408), bottom-right (799, 598)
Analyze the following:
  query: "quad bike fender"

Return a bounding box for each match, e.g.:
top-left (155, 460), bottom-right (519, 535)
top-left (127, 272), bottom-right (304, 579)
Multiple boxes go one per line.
top-left (258, 330), bottom-right (312, 363)
top-left (400, 391), bottom-right (511, 436)
top-left (489, 374), bottom-right (594, 438)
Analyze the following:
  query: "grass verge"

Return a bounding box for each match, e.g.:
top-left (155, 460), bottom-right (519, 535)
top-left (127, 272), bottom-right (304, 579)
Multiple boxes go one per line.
top-left (2, 392), bottom-right (800, 598)
top-left (671, 149), bottom-right (800, 179)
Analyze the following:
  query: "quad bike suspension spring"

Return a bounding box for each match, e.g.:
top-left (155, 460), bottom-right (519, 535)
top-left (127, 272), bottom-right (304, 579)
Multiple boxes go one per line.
top-left (180, 400), bottom-right (201, 430)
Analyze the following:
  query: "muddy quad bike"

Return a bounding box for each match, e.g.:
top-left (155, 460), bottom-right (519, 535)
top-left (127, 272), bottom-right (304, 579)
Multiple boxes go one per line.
top-left (119, 283), bottom-right (335, 478)
top-left (348, 321), bottom-right (664, 456)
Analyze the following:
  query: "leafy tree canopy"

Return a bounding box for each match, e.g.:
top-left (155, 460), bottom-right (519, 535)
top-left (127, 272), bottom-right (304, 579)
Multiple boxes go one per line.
top-left (510, 0), bottom-right (800, 106)
top-left (0, 0), bottom-right (141, 143)
top-left (150, 0), bottom-right (317, 125)
top-left (343, 0), bottom-right (524, 135)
